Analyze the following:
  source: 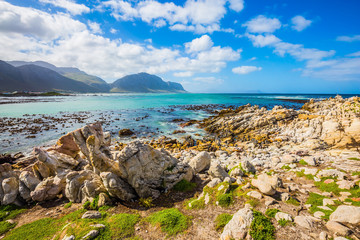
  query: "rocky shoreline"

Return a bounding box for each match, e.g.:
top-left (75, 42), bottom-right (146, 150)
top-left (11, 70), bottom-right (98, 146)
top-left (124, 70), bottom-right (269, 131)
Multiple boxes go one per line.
top-left (0, 95), bottom-right (360, 240)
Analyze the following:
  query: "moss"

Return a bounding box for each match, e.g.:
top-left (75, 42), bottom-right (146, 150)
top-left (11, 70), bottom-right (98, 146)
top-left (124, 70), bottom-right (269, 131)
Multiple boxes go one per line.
top-left (348, 157), bottom-right (360, 161)
top-left (3, 218), bottom-right (61, 240)
top-left (250, 210), bottom-right (275, 240)
top-left (286, 198), bottom-right (300, 206)
top-left (217, 193), bottom-right (233, 207)
top-left (186, 198), bottom-right (205, 210)
top-left (139, 197), bottom-right (154, 208)
top-left (64, 202), bottom-right (72, 209)
top-left (108, 213), bottom-right (140, 239)
top-left (147, 208), bottom-right (190, 236)
top-left (215, 213), bottom-right (233, 232)
top-left (173, 179), bottom-right (196, 192)
top-left (265, 208), bottom-right (280, 218)
top-left (281, 165), bottom-right (291, 171)
top-left (299, 159), bottom-right (308, 165)
top-left (352, 171), bottom-right (360, 176)
top-left (245, 199), bottom-right (260, 208)
top-left (0, 221), bottom-right (16, 235)
top-left (296, 170), bottom-right (314, 180)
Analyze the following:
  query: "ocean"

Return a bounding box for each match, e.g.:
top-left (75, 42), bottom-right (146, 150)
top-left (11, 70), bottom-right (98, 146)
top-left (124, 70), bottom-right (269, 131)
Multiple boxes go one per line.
top-left (0, 93), bottom-right (358, 154)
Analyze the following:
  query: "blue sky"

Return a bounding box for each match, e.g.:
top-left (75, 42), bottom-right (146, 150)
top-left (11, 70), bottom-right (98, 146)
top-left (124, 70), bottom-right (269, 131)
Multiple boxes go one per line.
top-left (0, 0), bottom-right (359, 93)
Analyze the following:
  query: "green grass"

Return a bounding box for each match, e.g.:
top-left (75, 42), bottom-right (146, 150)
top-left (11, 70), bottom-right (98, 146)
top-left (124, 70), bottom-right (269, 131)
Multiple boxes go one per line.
top-left (186, 198), bottom-right (205, 210)
top-left (296, 170), bottom-right (315, 180)
top-left (250, 210), bottom-right (275, 240)
top-left (83, 196), bottom-right (99, 210)
top-left (3, 218), bottom-right (61, 240)
top-left (0, 205), bottom-right (27, 221)
top-left (278, 219), bottom-right (291, 227)
top-left (245, 199), bottom-right (260, 208)
top-left (299, 159), bottom-right (308, 165)
top-left (286, 198), bottom-right (300, 206)
top-left (215, 213), bottom-right (233, 232)
top-left (281, 165), bottom-right (291, 171)
top-left (314, 179), bottom-right (341, 196)
top-left (348, 157), bottom-right (360, 161)
top-left (306, 193), bottom-right (338, 220)
top-left (228, 163), bottom-right (245, 174)
top-left (64, 202), bottom-right (72, 209)
top-left (265, 208), bottom-right (280, 218)
top-left (216, 193), bottom-right (233, 207)
top-left (108, 213), bottom-right (140, 239)
top-left (147, 208), bottom-right (190, 236)
top-left (173, 179), bottom-right (196, 192)
top-left (352, 171), bottom-right (360, 176)
top-left (0, 221), bottom-right (16, 235)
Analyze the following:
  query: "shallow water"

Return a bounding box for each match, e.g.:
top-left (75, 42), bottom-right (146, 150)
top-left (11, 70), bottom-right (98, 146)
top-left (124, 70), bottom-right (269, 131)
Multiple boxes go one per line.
top-left (0, 93), bottom-right (358, 154)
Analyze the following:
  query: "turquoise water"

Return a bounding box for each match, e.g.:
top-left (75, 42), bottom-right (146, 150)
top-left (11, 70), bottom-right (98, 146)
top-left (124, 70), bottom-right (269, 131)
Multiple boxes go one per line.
top-left (0, 93), bottom-right (358, 154)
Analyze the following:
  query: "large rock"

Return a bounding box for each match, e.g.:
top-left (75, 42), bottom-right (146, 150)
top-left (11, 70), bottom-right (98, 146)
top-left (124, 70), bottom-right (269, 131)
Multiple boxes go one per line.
top-left (19, 171), bottom-right (40, 202)
top-left (208, 163), bottom-right (229, 181)
top-left (326, 221), bottom-right (352, 236)
top-left (251, 174), bottom-right (281, 196)
top-left (100, 172), bottom-right (136, 201)
top-left (220, 204), bottom-right (254, 240)
top-left (188, 151), bottom-right (211, 173)
top-left (1, 177), bottom-right (19, 205)
top-left (65, 170), bottom-right (106, 203)
top-left (329, 205), bottom-right (360, 224)
top-left (116, 141), bottom-right (191, 199)
top-left (31, 176), bottom-right (65, 202)
top-left (294, 216), bottom-right (315, 229)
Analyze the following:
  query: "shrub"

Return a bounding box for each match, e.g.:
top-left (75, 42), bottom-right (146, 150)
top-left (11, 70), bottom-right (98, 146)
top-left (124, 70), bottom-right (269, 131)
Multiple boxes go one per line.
top-left (139, 197), bottom-right (154, 208)
top-left (215, 213), bottom-right (233, 232)
top-left (217, 193), bottom-right (233, 207)
top-left (299, 159), bottom-right (308, 165)
top-left (250, 210), bottom-right (275, 240)
top-left (147, 208), bottom-right (190, 236)
top-left (278, 219), bottom-right (291, 227)
top-left (286, 198), bottom-right (300, 206)
top-left (173, 179), bottom-right (196, 192)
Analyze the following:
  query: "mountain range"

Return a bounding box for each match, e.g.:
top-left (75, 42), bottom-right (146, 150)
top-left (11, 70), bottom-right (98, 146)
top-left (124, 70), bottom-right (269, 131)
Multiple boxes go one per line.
top-left (0, 60), bottom-right (186, 93)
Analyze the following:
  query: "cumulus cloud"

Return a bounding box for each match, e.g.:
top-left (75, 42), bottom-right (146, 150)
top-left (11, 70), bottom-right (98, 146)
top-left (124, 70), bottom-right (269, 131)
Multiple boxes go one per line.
top-left (291, 15), bottom-right (312, 31)
top-left (242, 15), bottom-right (281, 33)
top-left (88, 21), bottom-right (103, 34)
top-left (39, 0), bottom-right (90, 15)
top-left (245, 33), bottom-right (280, 47)
top-left (185, 35), bottom-right (214, 53)
top-left (0, 2), bottom-right (240, 81)
top-left (336, 35), bottom-right (360, 42)
top-left (232, 66), bottom-right (262, 74)
top-left (100, 0), bottom-right (244, 34)
top-left (347, 51), bottom-right (360, 57)
top-left (174, 71), bottom-right (194, 77)
top-left (0, 1), bottom-right (86, 40)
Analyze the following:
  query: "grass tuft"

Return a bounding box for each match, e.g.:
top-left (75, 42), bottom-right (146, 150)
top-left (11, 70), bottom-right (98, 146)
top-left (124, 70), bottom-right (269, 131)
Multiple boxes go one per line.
top-left (139, 197), bottom-right (155, 208)
top-left (173, 179), bottom-right (196, 192)
top-left (216, 193), bottom-right (233, 208)
top-left (147, 208), bottom-right (190, 236)
top-left (286, 197), bottom-right (300, 206)
top-left (108, 213), bottom-right (140, 239)
top-left (215, 213), bottom-right (233, 232)
top-left (265, 208), bottom-right (280, 218)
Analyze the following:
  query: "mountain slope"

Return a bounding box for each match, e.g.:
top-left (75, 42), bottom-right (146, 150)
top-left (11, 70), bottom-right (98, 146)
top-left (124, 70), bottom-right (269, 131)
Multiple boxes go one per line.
top-left (8, 61), bottom-right (110, 92)
top-left (111, 72), bottom-right (186, 93)
top-left (0, 61), bottom-right (98, 93)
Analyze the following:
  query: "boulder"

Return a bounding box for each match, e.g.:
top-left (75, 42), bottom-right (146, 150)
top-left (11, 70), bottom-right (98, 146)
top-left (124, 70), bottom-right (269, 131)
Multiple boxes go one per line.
top-left (208, 163), bottom-right (229, 181)
top-left (326, 221), bottom-right (352, 236)
top-left (31, 176), bottom-right (65, 202)
top-left (188, 151), bottom-right (211, 173)
top-left (65, 170), bottom-right (106, 203)
top-left (220, 204), bottom-right (254, 240)
top-left (251, 174), bottom-right (281, 196)
top-left (116, 141), bottom-right (191, 199)
top-left (294, 216), bottom-right (315, 229)
top-left (118, 129), bottom-right (134, 136)
top-left (329, 205), bottom-right (360, 224)
top-left (97, 193), bottom-right (112, 207)
top-left (1, 177), bottom-right (19, 205)
top-left (100, 172), bottom-right (136, 201)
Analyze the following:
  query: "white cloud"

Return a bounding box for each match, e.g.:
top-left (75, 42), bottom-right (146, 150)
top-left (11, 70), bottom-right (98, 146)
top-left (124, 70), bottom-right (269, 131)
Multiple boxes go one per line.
top-left (193, 77), bottom-right (224, 84)
top-left (248, 57), bottom-right (257, 61)
top-left (185, 35), bottom-right (213, 53)
top-left (174, 71), bottom-right (194, 77)
top-left (0, 1), bottom-right (86, 40)
top-left (100, 0), bottom-right (244, 34)
top-left (291, 15), bottom-right (312, 31)
top-left (336, 35), bottom-right (360, 42)
top-left (228, 0), bottom-right (244, 12)
top-left (245, 33), bottom-right (281, 47)
top-left (232, 66), bottom-right (262, 74)
top-left (110, 28), bottom-right (117, 34)
top-left (88, 21), bottom-right (102, 34)
top-left (39, 0), bottom-right (90, 15)
top-left (347, 51), bottom-right (360, 57)
top-left (242, 15), bottom-right (281, 33)
top-left (0, 2), bottom-right (240, 82)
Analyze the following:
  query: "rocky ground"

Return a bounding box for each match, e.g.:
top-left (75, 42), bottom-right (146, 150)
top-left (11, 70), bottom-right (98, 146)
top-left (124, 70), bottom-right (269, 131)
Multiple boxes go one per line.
top-left (0, 95), bottom-right (360, 240)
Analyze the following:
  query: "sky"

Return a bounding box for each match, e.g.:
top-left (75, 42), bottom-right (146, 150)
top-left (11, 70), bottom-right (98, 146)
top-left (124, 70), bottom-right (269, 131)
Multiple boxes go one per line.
top-left (0, 0), bottom-right (360, 93)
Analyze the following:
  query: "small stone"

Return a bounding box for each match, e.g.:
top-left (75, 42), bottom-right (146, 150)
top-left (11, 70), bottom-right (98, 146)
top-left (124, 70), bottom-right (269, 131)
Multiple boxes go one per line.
top-left (82, 230), bottom-right (99, 240)
top-left (317, 206), bottom-right (333, 211)
top-left (62, 235), bottom-right (75, 240)
top-left (246, 191), bottom-right (262, 200)
top-left (280, 192), bottom-right (290, 202)
top-left (323, 198), bottom-right (335, 206)
top-left (314, 211), bottom-right (325, 218)
top-left (324, 179), bottom-right (334, 184)
top-left (294, 216), bottom-right (315, 229)
top-left (275, 212), bottom-right (293, 222)
top-left (206, 178), bottom-right (222, 188)
top-left (82, 211), bottom-right (102, 219)
top-left (90, 224), bottom-right (106, 229)
top-left (319, 231), bottom-right (328, 240)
